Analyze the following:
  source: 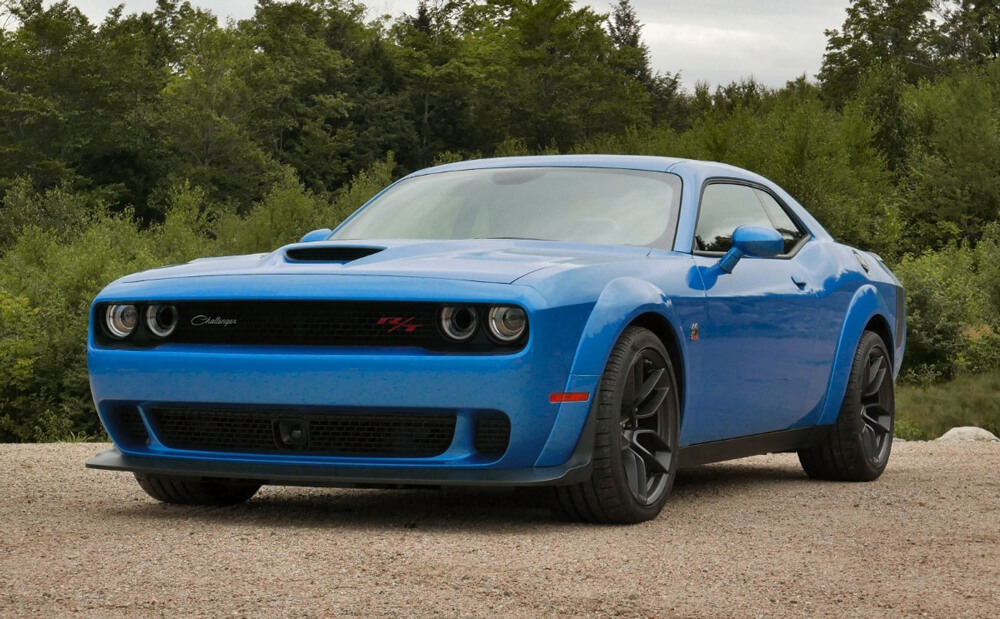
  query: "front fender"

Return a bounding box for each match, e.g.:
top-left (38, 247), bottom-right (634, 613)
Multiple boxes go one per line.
top-left (534, 277), bottom-right (684, 467)
top-left (816, 285), bottom-right (895, 426)
top-left (568, 277), bottom-right (683, 376)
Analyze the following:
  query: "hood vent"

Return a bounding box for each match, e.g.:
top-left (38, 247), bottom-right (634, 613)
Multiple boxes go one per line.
top-left (285, 246), bottom-right (384, 263)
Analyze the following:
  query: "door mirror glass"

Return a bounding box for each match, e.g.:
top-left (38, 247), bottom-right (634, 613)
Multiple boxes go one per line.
top-left (719, 225), bottom-right (784, 273)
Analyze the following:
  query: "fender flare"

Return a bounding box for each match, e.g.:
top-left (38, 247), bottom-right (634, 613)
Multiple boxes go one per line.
top-left (568, 277), bottom-right (686, 377)
top-left (816, 284), bottom-right (895, 426)
top-left (534, 277), bottom-right (686, 467)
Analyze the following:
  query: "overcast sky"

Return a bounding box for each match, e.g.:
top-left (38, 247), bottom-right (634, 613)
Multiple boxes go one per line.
top-left (62, 0), bottom-right (853, 90)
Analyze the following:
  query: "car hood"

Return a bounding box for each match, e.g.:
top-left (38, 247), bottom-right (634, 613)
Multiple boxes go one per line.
top-left (113, 239), bottom-right (658, 286)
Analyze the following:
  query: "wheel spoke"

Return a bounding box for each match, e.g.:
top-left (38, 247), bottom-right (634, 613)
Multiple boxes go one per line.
top-left (622, 447), bottom-right (648, 502)
top-left (629, 368), bottom-right (664, 411)
top-left (863, 355), bottom-right (887, 399)
top-left (861, 423), bottom-right (879, 455)
top-left (862, 405), bottom-right (892, 435)
top-left (635, 385), bottom-right (669, 420)
top-left (630, 357), bottom-right (644, 404)
top-left (631, 429), bottom-right (672, 476)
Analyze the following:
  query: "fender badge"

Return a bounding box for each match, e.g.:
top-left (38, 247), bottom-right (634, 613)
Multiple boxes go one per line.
top-left (690, 323), bottom-right (699, 341)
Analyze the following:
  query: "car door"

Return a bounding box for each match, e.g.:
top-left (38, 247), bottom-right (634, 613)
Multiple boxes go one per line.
top-left (682, 181), bottom-right (822, 445)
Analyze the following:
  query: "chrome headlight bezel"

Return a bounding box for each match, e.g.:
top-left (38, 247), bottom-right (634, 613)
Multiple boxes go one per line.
top-left (104, 304), bottom-right (139, 339)
top-left (439, 305), bottom-right (479, 342)
top-left (487, 305), bottom-right (527, 343)
top-left (145, 304), bottom-right (178, 338)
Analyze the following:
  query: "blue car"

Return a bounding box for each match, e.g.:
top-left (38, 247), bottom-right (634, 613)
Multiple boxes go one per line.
top-left (86, 155), bottom-right (905, 523)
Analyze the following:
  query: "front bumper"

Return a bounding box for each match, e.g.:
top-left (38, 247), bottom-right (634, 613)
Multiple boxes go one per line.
top-left (87, 275), bottom-right (601, 485)
top-left (86, 408), bottom-right (595, 487)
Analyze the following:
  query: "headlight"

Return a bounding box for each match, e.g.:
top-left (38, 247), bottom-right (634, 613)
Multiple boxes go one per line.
top-left (487, 305), bottom-right (527, 342)
top-left (439, 306), bottom-right (478, 342)
top-left (105, 304), bottom-right (138, 339)
top-left (145, 304), bottom-right (178, 338)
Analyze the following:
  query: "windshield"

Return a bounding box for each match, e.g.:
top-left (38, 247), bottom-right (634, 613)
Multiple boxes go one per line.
top-left (331, 167), bottom-right (681, 247)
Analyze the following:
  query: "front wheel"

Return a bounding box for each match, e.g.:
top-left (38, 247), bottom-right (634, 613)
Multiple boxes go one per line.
top-left (549, 326), bottom-right (680, 524)
top-left (134, 473), bottom-right (261, 505)
top-left (798, 330), bottom-right (895, 481)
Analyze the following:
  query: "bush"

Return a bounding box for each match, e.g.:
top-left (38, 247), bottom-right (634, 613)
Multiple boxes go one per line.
top-left (0, 157), bottom-right (394, 441)
top-left (894, 245), bottom-right (1000, 382)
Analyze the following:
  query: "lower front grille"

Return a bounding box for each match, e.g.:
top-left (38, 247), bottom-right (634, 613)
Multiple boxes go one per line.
top-left (475, 415), bottom-right (511, 456)
top-left (147, 408), bottom-right (456, 457)
top-left (117, 406), bottom-right (150, 446)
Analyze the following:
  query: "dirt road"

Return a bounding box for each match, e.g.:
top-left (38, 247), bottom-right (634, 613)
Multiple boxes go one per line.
top-left (1, 442), bottom-right (998, 618)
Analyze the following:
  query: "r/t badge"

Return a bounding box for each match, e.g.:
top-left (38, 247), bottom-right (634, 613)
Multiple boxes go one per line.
top-left (690, 323), bottom-right (699, 341)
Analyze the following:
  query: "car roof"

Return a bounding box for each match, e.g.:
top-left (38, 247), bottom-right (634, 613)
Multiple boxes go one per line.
top-left (408, 154), bottom-right (763, 181)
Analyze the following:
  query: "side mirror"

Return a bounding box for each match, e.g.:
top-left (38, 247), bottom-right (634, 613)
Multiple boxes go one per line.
top-left (299, 228), bottom-right (332, 243)
top-left (718, 225), bottom-right (784, 273)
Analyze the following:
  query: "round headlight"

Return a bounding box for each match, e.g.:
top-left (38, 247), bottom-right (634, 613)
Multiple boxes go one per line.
top-left (105, 304), bottom-right (138, 339)
top-left (439, 306), bottom-right (478, 342)
top-left (145, 304), bottom-right (178, 338)
top-left (487, 306), bottom-right (527, 342)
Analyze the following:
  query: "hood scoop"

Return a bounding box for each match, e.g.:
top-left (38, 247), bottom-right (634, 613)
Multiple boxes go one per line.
top-left (285, 246), bottom-right (384, 263)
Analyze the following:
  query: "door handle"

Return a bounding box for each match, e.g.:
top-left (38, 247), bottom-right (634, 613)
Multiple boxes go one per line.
top-left (791, 275), bottom-right (807, 289)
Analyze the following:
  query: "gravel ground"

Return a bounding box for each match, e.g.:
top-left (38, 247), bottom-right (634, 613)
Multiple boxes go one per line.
top-left (1, 442), bottom-right (998, 618)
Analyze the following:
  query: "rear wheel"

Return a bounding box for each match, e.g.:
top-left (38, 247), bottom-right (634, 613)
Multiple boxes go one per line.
top-left (549, 326), bottom-right (680, 524)
top-left (798, 330), bottom-right (894, 481)
top-left (134, 473), bottom-right (261, 505)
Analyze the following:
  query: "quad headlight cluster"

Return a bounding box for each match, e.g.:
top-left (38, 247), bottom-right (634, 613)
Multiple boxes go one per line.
top-left (438, 305), bottom-right (528, 344)
top-left (103, 303), bottom-right (178, 340)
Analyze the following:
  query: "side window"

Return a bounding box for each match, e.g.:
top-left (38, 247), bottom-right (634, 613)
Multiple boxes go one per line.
top-left (753, 189), bottom-right (808, 254)
top-left (694, 184), bottom-right (773, 252)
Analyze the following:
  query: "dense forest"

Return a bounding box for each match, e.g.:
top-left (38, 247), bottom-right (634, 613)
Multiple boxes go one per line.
top-left (2, 0), bottom-right (1000, 441)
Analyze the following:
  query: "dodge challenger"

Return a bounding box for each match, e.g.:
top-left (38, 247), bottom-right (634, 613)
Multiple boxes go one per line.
top-left (86, 155), bottom-right (905, 523)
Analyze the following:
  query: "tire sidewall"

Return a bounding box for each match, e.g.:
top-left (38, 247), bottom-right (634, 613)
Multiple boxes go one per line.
top-left (600, 327), bottom-right (680, 522)
top-left (840, 331), bottom-right (894, 479)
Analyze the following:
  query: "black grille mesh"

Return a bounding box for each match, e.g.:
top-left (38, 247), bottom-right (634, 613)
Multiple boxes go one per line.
top-left (147, 408), bottom-right (456, 457)
top-left (475, 415), bottom-right (511, 456)
top-left (171, 301), bottom-right (440, 348)
top-left (117, 406), bottom-right (150, 446)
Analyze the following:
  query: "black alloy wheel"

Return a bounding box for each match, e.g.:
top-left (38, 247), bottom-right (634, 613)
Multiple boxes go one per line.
top-left (619, 345), bottom-right (674, 505)
top-left (859, 346), bottom-right (893, 467)
top-left (549, 326), bottom-right (680, 523)
top-left (798, 330), bottom-right (895, 481)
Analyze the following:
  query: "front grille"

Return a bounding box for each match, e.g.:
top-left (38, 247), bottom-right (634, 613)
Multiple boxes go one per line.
top-left (117, 406), bottom-right (149, 446)
top-left (475, 415), bottom-right (511, 456)
top-left (94, 301), bottom-right (528, 352)
top-left (170, 301), bottom-right (441, 348)
top-left (285, 246), bottom-right (383, 262)
top-left (147, 408), bottom-right (457, 457)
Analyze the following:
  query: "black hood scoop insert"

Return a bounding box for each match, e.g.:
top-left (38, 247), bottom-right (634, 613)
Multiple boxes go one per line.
top-left (285, 246), bottom-right (384, 263)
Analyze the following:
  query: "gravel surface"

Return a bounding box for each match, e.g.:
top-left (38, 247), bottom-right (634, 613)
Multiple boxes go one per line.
top-left (2, 442), bottom-right (998, 618)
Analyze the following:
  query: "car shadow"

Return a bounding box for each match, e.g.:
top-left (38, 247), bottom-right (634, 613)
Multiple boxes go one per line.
top-left (102, 460), bottom-right (810, 531)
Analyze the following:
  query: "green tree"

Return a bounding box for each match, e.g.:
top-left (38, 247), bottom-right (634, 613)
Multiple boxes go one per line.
top-left (934, 1), bottom-right (1000, 66)
top-left (0, 1), bottom-right (100, 190)
top-left (904, 61), bottom-right (1000, 248)
top-left (156, 16), bottom-right (283, 209)
top-left (819, 0), bottom-right (938, 107)
top-left (464, 0), bottom-right (651, 150)
top-left (393, 1), bottom-right (483, 165)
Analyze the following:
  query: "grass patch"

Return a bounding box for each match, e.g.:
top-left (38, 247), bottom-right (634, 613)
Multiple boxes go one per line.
top-left (896, 371), bottom-right (1000, 439)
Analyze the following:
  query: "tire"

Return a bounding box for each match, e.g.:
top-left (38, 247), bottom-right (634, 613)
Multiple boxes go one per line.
top-left (798, 330), bottom-right (895, 481)
top-left (549, 326), bottom-right (680, 524)
top-left (134, 473), bottom-right (261, 505)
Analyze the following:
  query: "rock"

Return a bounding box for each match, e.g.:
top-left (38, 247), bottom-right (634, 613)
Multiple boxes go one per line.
top-left (936, 427), bottom-right (1000, 443)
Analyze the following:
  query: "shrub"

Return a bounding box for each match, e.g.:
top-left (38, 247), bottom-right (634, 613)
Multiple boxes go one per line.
top-left (894, 246), bottom-right (1000, 382)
